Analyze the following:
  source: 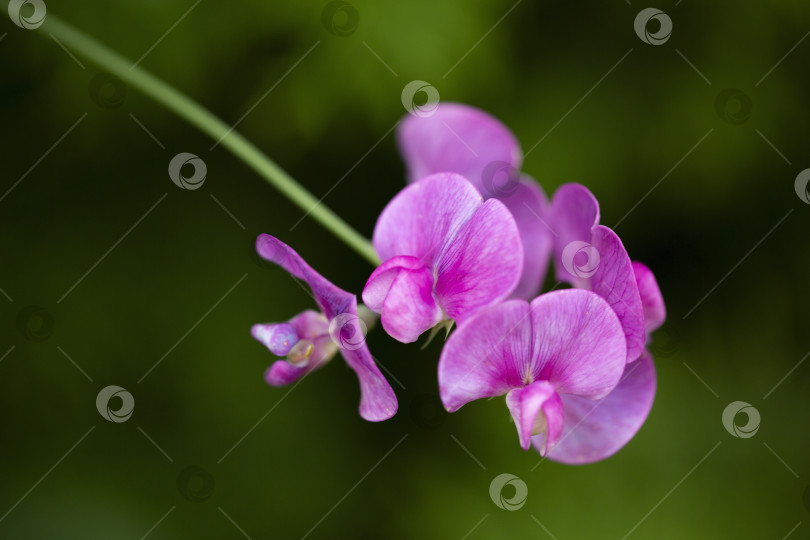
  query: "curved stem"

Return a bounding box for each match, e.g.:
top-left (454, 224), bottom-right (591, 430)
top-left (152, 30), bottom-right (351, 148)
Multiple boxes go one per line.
top-left (41, 14), bottom-right (380, 266)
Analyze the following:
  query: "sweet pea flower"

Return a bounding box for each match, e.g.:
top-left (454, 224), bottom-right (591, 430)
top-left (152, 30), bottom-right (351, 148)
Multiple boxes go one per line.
top-left (397, 102), bottom-right (552, 299)
top-left (251, 234), bottom-right (398, 421)
top-left (362, 173), bottom-right (523, 343)
top-left (548, 184), bottom-right (646, 363)
top-left (438, 289), bottom-right (627, 454)
top-left (543, 260), bottom-right (665, 464)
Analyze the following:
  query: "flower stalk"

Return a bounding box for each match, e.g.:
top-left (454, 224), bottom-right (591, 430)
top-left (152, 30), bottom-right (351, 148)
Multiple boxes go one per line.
top-left (40, 14), bottom-right (380, 266)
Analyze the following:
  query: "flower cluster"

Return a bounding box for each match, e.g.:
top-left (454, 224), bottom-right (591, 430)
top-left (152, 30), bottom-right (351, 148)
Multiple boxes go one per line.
top-left (252, 103), bottom-right (665, 464)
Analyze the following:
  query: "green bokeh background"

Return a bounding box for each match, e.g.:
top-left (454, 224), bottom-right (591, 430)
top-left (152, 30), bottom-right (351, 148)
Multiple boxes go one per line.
top-left (2, 1), bottom-right (809, 538)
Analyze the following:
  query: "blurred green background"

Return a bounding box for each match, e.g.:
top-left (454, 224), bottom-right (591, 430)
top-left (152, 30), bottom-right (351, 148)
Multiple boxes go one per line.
top-left (2, 1), bottom-right (809, 538)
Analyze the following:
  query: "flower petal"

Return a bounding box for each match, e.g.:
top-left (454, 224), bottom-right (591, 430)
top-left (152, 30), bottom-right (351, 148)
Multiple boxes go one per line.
top-left (435, 198), bottom-right (524, 323)
top-left (528, 289), bottom-right (626, 399)
top-left (397, 102), bottom-right (522, 193)
top-left (251, 322), bottom-right (298, 356)
top-left (340, 346), bottom-right (399, 421)
top-left (256, 234), bottom-right (353, 320)
top-left (544, 351), bottom-right (656, 464)
top-left (255, 235), bottom-right (398, 421)
top-left (438, 300), bottom-right (532, 412)
top-left (264, 335), bottom-right (335, 386)
top-left (505, 381), bottom-right (563, 452)
top-left (498, 177), bottom-right (553, 299)
top-left (590, 226), bottom-right (646, 363)
top-left (372, 173), bottom-right (482, 264)
top-left (549, 183), bottom-right (601, 287)
top-left (632, 261), bottom-right (666, 333)
top-left (366, 258), bottom-right (443, 343)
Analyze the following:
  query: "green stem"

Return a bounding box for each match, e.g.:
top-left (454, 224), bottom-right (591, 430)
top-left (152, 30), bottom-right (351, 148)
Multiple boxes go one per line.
top-left (41, 14), bottom-right (381, 266)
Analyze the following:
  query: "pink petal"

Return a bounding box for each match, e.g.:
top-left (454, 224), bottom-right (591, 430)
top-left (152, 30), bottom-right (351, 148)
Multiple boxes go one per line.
top-left (438, 300), bottom-right (532, 412)
top-left (632, 261), bottom-right (666, 334)
top-left (371, 173), bottom-right (482, 264)
top-left (256, 235), bottom-right (353, 320)
top-left (505, 381), bottom-right (563, 452)
top-left (255, 235), bottom-right (398, 421)
top-left (251, 322), bottom-right (298, 356)
top-left (364, 258), bottom-right (443, 343)
top-left (544, 351), bottom-right (656, 464)
top-left (498, 177), bottom-right (553, 299)
top-left (397, 102), bottom-right (523, 193)
top-left (264, 335), bottom-right (335, 386)
top-left (528, 289), bottom-right (626, 399)
top-left (590, 226), bottom-right (646, 363)
top-left (435, 198), bottom-right (524, 324)
top-left (549, 183), bottom-right (601, 288)
top-left (341, 346), bottom-right (400, 422)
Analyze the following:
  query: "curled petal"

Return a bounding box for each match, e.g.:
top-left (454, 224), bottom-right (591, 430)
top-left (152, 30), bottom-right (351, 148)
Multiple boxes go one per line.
top-left (372, 173), bottom-right (482, 264)
top-left (529, 289), bottom-right (626, 399)
top-left (265, 335), bottom-right (336, 386)
top-left (363, 257), bottom-right (443, 343)
top-left (499, 177), bottom-right (553, 299)
top-left (549, 183), bottom-right (600, 288)
top-left (435, 198), bottom-right (524, 324)
top-left (288, 309), bottom-right (330, 340)
top-left (632, 261), bottom-right (666, 333)
top-left (438, 300), bottom-right (532, 412)
top-left (255, 235), bottom-right (399, 421)
top-left (590, 226), bottom-right (646, 363)
top-left (340, 346), bottom-right (399, 421)
top-left (256, 235), bottom-right (353, 320)
top-left (505, 381), bottom-right (563, 452)
top-left (544, 351), bottom-right (656, 464)
top-left (397, 102), bottom-right (523, 193)
top-left (251, 322), bottom-right (298, 357)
